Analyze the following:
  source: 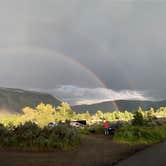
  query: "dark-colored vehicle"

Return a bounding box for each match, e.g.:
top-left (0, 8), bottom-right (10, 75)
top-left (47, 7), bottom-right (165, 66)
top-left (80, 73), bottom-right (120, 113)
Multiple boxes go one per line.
top-left (76, 120), bottom-right (87, 125)
top-left (108, 123), bottom-right (122, 136)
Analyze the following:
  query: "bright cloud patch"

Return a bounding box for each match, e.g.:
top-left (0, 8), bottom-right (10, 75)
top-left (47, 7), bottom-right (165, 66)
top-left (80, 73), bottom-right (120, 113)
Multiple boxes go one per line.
top-left (47, 85), bottom-right (151, 105)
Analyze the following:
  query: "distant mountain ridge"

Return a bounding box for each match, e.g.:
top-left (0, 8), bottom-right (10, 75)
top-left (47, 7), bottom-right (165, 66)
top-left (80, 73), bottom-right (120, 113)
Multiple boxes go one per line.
top-left (0, 87), bottom-right (166, 114)
top-left (0, 87), bottom-right (61, 113)
top-left (73, 100), bottom-right (166, 114)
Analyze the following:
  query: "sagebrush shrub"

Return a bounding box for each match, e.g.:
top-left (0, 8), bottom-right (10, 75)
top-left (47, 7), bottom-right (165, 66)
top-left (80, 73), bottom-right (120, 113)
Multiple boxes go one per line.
top-left (0, 122), bottom-right (80, 150)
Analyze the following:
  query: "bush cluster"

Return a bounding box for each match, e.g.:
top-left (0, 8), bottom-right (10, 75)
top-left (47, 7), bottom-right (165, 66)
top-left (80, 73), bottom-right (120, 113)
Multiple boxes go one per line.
top-left (0, 122), bottom-right (80, 150)
top-left (86, 123), bottom-right (104, 134)
top-left (114, 125), bottom-right (166, 144)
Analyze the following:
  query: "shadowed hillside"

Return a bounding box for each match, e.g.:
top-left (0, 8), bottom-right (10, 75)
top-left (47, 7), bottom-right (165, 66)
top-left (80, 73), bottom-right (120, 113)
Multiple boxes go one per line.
top-left (0, 87), bottom-right (61, 113)
top-left (117, 100), bottom-right (166, 112)
top-left (1, 87), bottom-right (166, 114)
top-left (73, 100), bottom-right (166, 113)
top-left (73, 101), bottom-right (116, 114)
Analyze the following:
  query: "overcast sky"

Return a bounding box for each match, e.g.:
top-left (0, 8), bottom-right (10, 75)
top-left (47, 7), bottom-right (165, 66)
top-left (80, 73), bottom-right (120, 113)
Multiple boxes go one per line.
top-left (0, 0), bottom-right (166, 104)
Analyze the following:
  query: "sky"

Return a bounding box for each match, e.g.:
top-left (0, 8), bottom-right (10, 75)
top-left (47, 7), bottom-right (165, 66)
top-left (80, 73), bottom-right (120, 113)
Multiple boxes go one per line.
top-left (0, 0), bottom-right (166, 105)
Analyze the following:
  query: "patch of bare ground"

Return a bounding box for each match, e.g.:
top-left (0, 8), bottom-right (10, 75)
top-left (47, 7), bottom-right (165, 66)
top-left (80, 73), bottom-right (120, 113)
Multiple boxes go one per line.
top-left (0, 134), bottom-right (148, 166)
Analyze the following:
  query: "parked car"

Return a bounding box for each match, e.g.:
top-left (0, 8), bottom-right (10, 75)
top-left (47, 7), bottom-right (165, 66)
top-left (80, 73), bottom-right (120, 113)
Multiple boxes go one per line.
top-left (70, 120), bottom-right (87, 128)
top-left (108, 123), bottom-right (122, 136)
top-left (48, 122), bottom-right (58, 127)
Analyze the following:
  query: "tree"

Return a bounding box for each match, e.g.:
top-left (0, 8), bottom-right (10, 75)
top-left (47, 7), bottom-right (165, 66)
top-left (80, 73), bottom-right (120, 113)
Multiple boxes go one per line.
top-left (147, 108), bottom-right (155, 120)
top-left (132, 107), bottom-right (145, 125)
top-left (22, 107), bottom-right (36, 122)
top-left (57, 102), bottom-right (74, 119)
top-left (95, 110), bottom-right (104, 120)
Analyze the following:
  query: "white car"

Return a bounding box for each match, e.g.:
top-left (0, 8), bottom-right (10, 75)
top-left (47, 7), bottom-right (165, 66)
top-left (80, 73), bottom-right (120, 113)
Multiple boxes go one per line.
top-left (48, 122), bottom-right (58, 127)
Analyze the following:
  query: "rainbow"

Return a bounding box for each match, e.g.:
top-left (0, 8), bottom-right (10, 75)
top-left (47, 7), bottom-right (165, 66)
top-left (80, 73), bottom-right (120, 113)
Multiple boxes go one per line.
top-left (0, 47), bottom-right (120, 111)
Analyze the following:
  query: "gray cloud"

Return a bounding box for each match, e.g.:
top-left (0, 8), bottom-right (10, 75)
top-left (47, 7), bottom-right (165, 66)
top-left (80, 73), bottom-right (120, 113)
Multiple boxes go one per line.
top-left (46, 85), bottom-right (151, 105)
top-left (0, 0), bottom-right (166, 100)
top-left (0, 48), bottom-right (104, 89)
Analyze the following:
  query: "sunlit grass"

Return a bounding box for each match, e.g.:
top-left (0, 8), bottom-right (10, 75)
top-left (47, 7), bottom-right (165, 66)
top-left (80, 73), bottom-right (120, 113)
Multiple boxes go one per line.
top-left (114, 125), bottom-right (166, 144)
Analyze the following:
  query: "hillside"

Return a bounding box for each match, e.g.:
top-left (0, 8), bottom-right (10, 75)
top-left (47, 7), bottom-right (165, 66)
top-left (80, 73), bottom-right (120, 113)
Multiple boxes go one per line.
top-left (0, 87), bottom-right (61, 113)
top-left (0, 87), bottom-right (166, 114)
top-left (116, 100), bottom-right (166, 112)
top-left (73, 100), bottom-right (166, 114)
top-left (73, 101), bottom-right (116, 114)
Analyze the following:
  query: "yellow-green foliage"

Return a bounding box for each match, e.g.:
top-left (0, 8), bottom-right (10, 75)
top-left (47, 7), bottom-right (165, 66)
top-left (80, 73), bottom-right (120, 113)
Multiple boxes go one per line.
top-left (22, 104), bottom-right (56, 127)
top-left (1, 103), bottom-right (166, 128)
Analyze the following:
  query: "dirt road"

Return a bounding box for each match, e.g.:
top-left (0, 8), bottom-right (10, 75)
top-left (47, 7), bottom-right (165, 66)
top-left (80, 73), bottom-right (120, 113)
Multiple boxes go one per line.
top-left (0, 135), bottom-right (146, 166)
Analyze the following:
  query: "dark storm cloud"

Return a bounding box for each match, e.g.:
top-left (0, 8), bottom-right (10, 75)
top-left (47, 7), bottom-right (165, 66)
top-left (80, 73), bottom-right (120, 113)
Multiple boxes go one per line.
top-left (0, 0), bottom-right (166, 102)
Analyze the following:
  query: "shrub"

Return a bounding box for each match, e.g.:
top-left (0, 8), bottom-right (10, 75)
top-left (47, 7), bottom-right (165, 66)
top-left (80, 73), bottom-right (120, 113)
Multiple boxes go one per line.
top-left (114, 125), bottom-right (166, 144)
top-left (44, 123), bottom-right (80, 149)
top-left (0, 122), bottom-right (80, 150)
top-left (0, 124), bottom-right (11, 146)
top-left (87, 124), bottom-right (104, 134)
top-left (12, 122), bottom-right (41, 147)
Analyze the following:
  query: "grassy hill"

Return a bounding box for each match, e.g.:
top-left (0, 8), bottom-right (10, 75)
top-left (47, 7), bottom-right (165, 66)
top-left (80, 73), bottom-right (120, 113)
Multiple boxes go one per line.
top-left (0, 87), bottom-right (61, 113)
top-left (73, 100), bottom-right (166, 114)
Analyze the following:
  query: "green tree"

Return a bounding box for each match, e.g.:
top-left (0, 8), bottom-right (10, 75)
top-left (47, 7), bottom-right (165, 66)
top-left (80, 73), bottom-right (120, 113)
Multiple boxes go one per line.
top-left (95, 110), bottom-right (104, 120)
top-left (132, 107), bottom-right (145, 126)
top-left (57, 102), bottom-right (74, 119)
top-left (147, 108), bottom-right (155, 120)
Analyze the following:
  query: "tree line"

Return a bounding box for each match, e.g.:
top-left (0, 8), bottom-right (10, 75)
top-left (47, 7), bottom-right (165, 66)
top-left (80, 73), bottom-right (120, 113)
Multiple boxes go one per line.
top-left (1, 102), bottom-right (166, 127)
